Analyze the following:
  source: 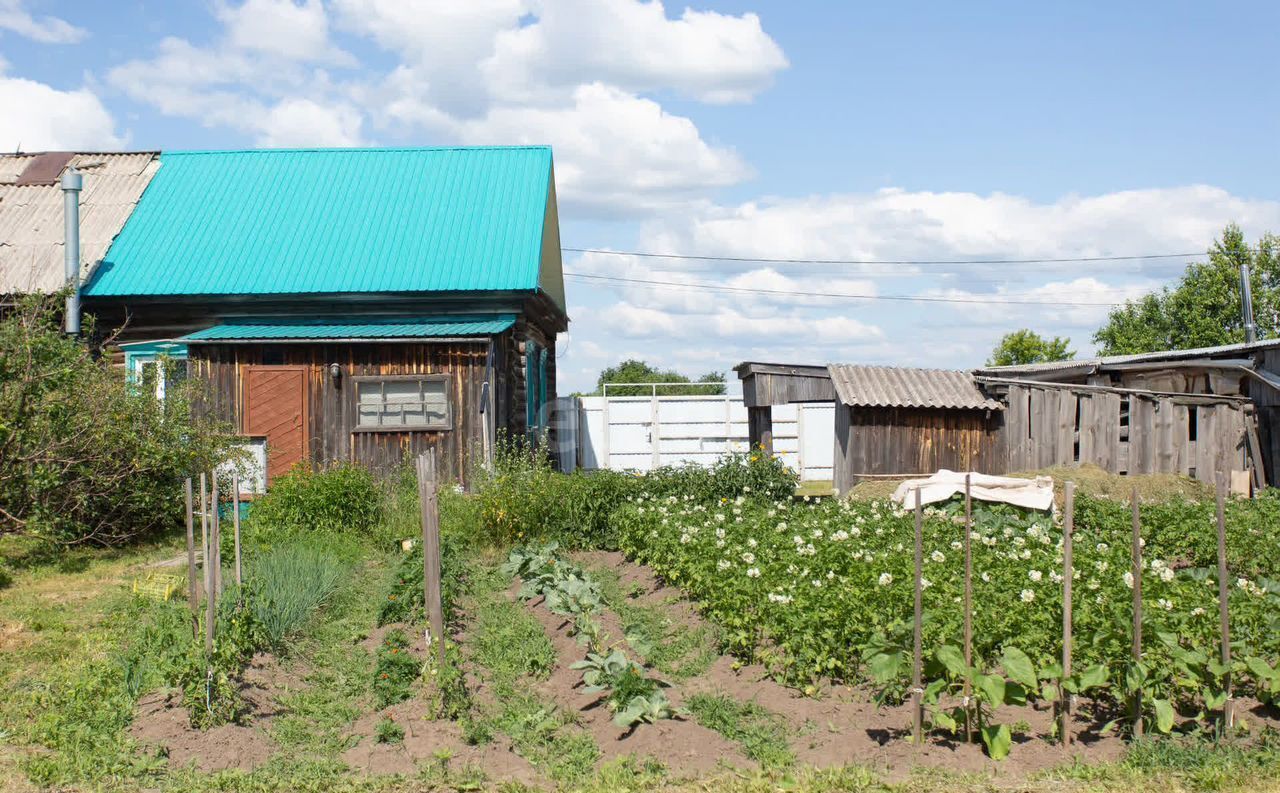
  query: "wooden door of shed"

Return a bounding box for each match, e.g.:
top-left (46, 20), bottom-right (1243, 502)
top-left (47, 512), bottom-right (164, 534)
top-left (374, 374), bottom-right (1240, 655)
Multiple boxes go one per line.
top-left (243, 365), bottom-right (309, 483)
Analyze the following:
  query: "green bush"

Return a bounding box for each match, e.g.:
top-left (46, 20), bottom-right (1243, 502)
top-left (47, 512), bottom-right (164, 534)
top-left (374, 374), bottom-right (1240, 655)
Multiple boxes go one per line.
top-left (0, 294), bottom-right (233, 547)
top-left (246, 463), bottom-right (383, 541)
top-left (474, 440), bottom-right (798, 549)
top-left (248, 545), bottom-right (348, 648)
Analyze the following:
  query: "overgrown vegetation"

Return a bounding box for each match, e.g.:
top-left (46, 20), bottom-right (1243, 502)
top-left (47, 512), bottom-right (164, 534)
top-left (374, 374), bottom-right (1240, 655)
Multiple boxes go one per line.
top-left (245, 463), bottom-right (384, 544)
top-left (0, 294), bottom-right (233, 547)
top-left (686, 692), bottom-right (794, 768)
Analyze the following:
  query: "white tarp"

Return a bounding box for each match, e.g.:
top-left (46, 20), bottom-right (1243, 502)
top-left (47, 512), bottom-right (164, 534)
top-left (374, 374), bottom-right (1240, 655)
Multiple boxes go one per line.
top-left (891, 469), bottom-right (1055, 512)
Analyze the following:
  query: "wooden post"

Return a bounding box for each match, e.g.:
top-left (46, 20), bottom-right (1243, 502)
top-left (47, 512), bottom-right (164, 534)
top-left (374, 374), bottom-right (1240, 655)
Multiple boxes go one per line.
top-left (417, 452), bottom-right (446, 670)
top-left (1131, 487), bottom-right (1143, 738)
top-left (211, 474), bottom-right (222, 598)
top-left (747, 405), bottom-right (774, 456)
top-left (1215, 473), bottom-right (1234, 729)
top-left (1062, 481), bottom-right (1075, 748)
top-left (199, 472), bottom-right (209, 591)
top-left (232, 473), bottom-right (243, 588)
top-left (184, 478), bottom-right (199, 637)
top-left (912, 486), bottom-right (924, 746)
top-left (203, 472), bottom-right (215, 656)
top-left (962, 473), bottom-right (973, 743)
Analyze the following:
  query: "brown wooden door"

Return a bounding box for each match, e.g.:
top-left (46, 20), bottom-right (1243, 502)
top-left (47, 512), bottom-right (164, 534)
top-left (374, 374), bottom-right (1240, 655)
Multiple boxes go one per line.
top-left (243, 366), bottom-right (308, 483)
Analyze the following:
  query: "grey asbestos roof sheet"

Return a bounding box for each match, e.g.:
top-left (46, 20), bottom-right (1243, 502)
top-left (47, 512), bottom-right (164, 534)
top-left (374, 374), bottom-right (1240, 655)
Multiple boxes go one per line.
top-left (827, 364), bottom-right (1003, 410)
top-left (0, 152), bottom-right (159, 293)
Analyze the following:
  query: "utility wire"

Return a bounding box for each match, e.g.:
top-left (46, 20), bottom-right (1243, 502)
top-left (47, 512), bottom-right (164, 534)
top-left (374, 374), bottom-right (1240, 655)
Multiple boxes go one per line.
top-left (563, 246), bottom-right (1215, 267)
top-left (563, 271), bottom-right (1122, 307)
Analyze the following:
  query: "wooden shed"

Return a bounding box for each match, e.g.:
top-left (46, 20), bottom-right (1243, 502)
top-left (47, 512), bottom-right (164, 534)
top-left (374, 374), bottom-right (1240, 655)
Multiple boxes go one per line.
top-left (79, 147), bottom-right (568, 485)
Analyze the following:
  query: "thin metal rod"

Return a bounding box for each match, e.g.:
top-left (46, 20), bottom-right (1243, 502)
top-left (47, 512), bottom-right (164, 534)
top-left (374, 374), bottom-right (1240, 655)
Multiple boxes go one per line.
top-left (912, 486), bottom-right (924, 746)
top-left (1062, 481), bottom-right (1075, 748)
top-left (1216, 474), bottom-right (1234, 728)
top-left (1131, 487), bottom-right (1144, 738)
top-left (962, 473), bottom-right (973, 744)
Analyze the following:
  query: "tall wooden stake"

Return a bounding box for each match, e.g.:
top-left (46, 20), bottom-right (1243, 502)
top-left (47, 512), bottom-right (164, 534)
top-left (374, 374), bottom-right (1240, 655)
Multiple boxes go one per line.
top-left (184, 478), bottom-right (198, 637)
top-left (202, 472), bottom-right (215, 656)
top-left (1131, 487), bottom-right (1144, 738)
top-left (962, 473), bottom-right (974, 744)
top-left (232, 473), bottom-right (243, 588)
top-left (417, 452), bottom-right (446, 670)
top-left (912, 487), bottom-right (924, 746)
top-left (211, 474), bottom-right (222, 598)
top-left (1062, 481), bottom-right (1075, 748)
top-left (1215, 473), bottom-right (1234, 729)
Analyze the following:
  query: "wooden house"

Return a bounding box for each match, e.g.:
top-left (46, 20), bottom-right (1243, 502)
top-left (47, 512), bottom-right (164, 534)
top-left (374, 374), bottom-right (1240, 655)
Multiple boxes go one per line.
top-left (738, 343), bottom-right (1280, 494)
top-left (79, 147), bottom-right (567, 485)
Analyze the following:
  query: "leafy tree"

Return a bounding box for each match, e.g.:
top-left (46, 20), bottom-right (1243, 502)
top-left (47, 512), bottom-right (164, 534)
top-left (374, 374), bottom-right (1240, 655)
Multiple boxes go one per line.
top-left (0, 293), bottom-right (234, 547)
top-left (593, 359), bottom-right (725, 396)
top-left (987, 329), bottom-right (1074, 367)
top-left (1094, 225), bottom-right (1280, 355)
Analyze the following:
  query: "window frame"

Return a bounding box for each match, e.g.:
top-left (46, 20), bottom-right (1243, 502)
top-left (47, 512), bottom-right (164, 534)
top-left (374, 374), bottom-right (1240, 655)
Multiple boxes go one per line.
top-left (351, 373), bottom-right (453, 433)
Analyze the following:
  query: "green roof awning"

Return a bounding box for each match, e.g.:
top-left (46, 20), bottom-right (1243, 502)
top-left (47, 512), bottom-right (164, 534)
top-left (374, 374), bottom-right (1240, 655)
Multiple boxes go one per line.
top-left (180, 315), bottom-right (515, 342)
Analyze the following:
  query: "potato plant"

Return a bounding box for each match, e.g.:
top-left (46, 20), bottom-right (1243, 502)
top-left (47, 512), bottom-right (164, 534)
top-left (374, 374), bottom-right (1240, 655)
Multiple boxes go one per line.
top-left (614, 491), bottom-right (1280, 752)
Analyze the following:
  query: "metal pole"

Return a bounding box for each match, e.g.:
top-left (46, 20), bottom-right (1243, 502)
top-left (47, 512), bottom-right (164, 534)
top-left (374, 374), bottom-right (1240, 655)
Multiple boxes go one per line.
top-left (1216, 474), bottom-right (1234, 728)
top-left (1062, 482), bottom-right (1075, 748)
top-left (962, 473), bottom-right (973, 743)
top-left (1240, 255), bottom-right (1257, 344)
top-left (1131, 487), bottom-right (1144, 738)
top-left (60, 168), bottom-right (82, 335)
top-left (912, 486), bottom-right (924, 746)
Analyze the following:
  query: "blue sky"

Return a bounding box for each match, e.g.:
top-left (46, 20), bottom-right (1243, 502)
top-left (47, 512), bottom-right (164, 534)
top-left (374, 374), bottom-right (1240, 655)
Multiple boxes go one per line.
top-left (3, 0), bottom-right (1279, 392)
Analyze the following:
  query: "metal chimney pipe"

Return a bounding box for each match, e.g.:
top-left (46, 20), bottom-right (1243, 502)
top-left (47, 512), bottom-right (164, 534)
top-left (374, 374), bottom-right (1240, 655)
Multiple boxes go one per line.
top-left (61, 167), bottom-right (83, 336)
top-left (1240, 255), bottom-right (1257, 344)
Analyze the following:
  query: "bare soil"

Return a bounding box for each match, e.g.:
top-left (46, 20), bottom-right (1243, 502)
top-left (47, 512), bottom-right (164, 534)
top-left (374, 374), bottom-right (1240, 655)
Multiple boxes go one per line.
top-left (128, 653), bottom-right (300, 772)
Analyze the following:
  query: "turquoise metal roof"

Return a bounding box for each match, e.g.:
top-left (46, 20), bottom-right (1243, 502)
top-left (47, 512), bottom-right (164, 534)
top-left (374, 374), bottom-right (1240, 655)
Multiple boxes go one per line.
top-left (179, 315), bottom-right (516, 342)
top-left (85, 147), bottom-right (553, 297)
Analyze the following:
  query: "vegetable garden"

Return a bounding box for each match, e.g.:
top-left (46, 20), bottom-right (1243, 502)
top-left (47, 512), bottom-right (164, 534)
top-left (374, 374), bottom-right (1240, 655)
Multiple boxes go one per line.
top-left (3, 447), bottom-right (1280, 792)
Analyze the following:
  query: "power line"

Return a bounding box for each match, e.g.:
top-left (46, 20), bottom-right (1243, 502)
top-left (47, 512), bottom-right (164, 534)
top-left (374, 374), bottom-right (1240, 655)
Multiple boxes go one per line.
top-left (563, 271), bottom-right (1122, 307)
top-left (563, 246), bottom-right (1212, 267)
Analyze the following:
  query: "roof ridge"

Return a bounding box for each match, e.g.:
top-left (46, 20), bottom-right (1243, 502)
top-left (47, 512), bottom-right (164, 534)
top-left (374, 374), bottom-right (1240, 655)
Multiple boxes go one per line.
top-left (163, 146), bottom-right (552, 155)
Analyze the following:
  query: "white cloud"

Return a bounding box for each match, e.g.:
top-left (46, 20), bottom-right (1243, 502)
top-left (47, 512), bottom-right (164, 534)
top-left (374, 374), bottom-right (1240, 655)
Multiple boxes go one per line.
top-left (217, 0), bottom-right (352, 64)
top-left (107, 2), bottom-right (363, 147)
top-left (482, 0), bottom-right (787, 104)
top-left (452, 83), bottom-right (749, 214)
top-left (0, 65), bottom-right (123, 149)
top-left (0, 0), bottom-right (85, 43)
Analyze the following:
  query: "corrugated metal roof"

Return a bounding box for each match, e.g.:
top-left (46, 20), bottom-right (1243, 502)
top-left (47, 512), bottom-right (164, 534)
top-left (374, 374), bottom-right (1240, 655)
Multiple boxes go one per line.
top-left (85, 147), bottom-right (554, 298)
top-left (827, 364), bottom-right (1003, 410)
top-left (975, 337), bottom-right (1280, 378)
top-left (0, 152), bottom-right (160, 293)
top-left (180, 314), bottom-right (516, 342)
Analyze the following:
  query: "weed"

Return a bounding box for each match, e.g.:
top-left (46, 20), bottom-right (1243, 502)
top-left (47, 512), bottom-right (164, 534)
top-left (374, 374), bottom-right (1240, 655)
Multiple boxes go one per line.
top-left (373, 716), bottom-right (404, 744)
top-left (687, 692), bottom-right (795, 768)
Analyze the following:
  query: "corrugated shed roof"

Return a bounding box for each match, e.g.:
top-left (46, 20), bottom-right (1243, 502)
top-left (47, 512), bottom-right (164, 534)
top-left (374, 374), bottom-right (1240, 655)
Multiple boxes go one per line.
top-left (85, 147), bottom-right (555, 298)
top-left (0, 152), bottom-right (159, 293)
top-left (827, 364), bottom-right (1003, 410)
top-left (975, 337), bottom-right (1280, 378)
top-left (180, 314), bottom-right (516, 342)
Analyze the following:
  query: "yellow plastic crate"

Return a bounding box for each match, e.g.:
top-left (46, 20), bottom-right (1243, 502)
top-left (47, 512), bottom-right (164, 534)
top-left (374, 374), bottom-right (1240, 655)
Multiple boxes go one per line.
top-left (132, 572), bottom-right (186, 602)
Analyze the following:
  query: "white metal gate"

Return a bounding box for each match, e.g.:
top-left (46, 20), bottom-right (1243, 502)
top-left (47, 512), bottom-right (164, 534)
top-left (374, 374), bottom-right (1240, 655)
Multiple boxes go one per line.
top-left (556, 390), bottom-right (833, 481)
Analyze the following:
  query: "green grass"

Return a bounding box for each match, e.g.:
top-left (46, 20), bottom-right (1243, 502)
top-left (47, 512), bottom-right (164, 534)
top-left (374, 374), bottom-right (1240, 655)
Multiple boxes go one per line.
top-left (685, 692), bottom-right (794, 769)
top-left (588, 565), bottom-right (718, 680)
top-left (463, 563), bottom-right (599, 784)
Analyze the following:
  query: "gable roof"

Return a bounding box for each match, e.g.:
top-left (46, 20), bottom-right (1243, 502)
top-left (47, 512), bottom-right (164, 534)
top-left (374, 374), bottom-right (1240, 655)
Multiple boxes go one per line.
top-left (83, 147), bottom-right (560, 304)
top-left (0, 152), bottom-right (159, 294)
top-left (827, 364), bottom-right (1003, 410)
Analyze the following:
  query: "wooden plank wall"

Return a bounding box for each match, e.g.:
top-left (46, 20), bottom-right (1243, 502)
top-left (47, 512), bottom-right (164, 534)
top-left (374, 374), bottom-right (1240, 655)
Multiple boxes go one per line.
top-left (998, 384), bottom-right (1246, 483)
top-left (833, 405), bottom-right (1005, 493)
top-left (191, 340), bottom-right (495, 483)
